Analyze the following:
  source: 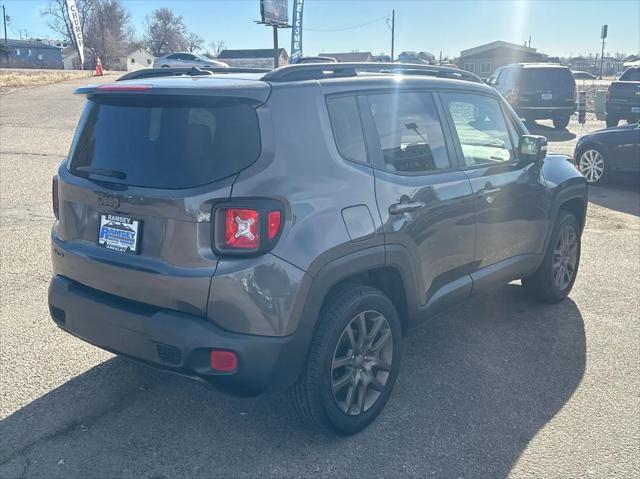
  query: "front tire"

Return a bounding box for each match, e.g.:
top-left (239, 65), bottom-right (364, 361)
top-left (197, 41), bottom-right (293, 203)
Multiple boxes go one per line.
top-left (290, 284), bottom-right (402, 435)
top-left (522, 211), bottom-right (581, 303)
top-left (578, 146), bottom-right (607, 185)
top-left (553, 116), bottom-right (570, 129)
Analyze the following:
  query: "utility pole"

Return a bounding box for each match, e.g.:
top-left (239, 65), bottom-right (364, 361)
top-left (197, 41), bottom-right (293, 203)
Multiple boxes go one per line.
top-left (439, 50), bottom-right (442, 65)
top-left (390, 9), bottom-right (395, 62)
top-left (2, 5), bottom-right (8, 63)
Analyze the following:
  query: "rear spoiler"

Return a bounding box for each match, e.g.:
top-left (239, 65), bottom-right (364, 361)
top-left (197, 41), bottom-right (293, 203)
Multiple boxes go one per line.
top-left (74, 77), bottom-right (271, 105)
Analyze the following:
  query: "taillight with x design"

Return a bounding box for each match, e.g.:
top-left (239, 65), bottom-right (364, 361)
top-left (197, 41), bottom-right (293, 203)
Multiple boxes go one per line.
top-left (213, 200), bottom-right (283, 255)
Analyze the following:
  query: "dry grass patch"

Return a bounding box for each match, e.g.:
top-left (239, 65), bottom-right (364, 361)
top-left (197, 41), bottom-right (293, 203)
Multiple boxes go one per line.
top-left (0, 69), bottom-right (94, 92)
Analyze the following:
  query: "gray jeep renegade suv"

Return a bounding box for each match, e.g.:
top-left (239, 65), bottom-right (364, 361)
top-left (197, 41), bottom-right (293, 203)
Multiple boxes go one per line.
top-left (49, 63), bottom-right (587, 435)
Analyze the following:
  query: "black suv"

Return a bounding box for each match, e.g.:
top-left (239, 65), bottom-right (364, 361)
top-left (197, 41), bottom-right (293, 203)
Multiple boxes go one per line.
top-left (49, 63), bottom-right (587, 435)
top-left (489, 63), bottom-right (577, 129)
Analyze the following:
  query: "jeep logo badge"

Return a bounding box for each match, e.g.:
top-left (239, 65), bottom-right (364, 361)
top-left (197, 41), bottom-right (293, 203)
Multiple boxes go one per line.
top-left (97, 191), bottom-right (120, 209)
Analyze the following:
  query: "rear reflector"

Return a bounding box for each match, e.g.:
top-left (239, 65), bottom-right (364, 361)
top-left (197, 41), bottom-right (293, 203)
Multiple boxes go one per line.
top-left (210, 350), bottom-right (238, 372)
top-left (52, 176), bottom-right (59, 220)
top-left (267, 211), bottom-right (281, 240)
top-left (96, 84), bottom-right (151, 91)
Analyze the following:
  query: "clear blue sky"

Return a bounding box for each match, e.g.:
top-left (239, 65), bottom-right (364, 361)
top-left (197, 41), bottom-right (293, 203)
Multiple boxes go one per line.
top-left (5, 0), bottom-right (640, 58)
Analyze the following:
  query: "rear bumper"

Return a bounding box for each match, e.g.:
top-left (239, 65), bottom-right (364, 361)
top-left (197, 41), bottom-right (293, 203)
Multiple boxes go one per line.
top-left (48, 275), bottom-right (306, 396)
top-left (606, 102), bottom-right (640, 119)
top-left (516, 106), bottom-right (576, 119)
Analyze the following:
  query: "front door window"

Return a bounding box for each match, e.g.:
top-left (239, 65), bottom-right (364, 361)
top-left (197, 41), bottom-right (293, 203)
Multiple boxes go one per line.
top-left (441, 93), bottom-right (516, 166)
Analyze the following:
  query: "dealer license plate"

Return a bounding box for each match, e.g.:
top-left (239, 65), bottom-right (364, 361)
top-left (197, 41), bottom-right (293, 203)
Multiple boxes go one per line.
top-left (98, 214), bottom-right (141, 254)
top-left (541, 93), bottom-right (553, 100)
top-left (631, 106), bottom-right (640, 113)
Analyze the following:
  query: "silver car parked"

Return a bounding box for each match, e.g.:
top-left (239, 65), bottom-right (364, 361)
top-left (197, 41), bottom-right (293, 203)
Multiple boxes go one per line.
top-left (153, 52), bottom-right (228, 69)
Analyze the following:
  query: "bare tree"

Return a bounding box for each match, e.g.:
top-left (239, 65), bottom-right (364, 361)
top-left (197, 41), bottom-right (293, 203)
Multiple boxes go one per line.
top-left (209, 40), bottom-right (226, 57)
top-left (143, 8), bottom-right (187, 55)
top-left (41, 0), bottom-right (94, 47)
top-left (185, 32), bottom-right (204, 53)
top-left (84, 0), bottom-right (133, 69)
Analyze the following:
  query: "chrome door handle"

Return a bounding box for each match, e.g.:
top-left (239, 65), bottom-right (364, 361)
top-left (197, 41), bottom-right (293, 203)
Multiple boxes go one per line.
top-left (389, 201), bottom-right (424, 215)
top-left (478, 187), bottom-right (501, 196)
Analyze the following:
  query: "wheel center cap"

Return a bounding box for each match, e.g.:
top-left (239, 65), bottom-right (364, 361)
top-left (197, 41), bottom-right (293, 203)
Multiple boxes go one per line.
top-left (354, 355), bottom-right (364, 367)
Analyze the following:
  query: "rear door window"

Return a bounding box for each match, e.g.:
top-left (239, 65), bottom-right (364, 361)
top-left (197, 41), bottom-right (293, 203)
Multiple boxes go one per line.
top-left (68, 96), bottom-right (261, 189)
top-left (365, 92), bottom-right (451, 174)
top-left (326, 96), bottom-right (368, 164)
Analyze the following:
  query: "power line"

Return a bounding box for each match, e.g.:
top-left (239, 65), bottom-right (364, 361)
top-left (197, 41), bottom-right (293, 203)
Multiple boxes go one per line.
top-left (305, 15), bottom-right (388, 32)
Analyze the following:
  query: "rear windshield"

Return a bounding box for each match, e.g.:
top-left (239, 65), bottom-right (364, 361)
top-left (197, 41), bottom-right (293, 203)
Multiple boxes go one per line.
top-left (68, 96), bottom-right (261, 189)
top-left (520, 68), bottom-right (575, 90)
top-left (620, 68), bottom-right (640, 82)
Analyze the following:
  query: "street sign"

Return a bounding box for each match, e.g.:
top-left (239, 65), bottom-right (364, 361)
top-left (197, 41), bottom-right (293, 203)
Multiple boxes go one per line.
top-left (601, 24), bottom-right (608, 39)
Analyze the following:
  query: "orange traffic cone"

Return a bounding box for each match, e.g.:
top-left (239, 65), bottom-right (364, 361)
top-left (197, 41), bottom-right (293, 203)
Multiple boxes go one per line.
top-left (94, 57), bottom-right (103, 76)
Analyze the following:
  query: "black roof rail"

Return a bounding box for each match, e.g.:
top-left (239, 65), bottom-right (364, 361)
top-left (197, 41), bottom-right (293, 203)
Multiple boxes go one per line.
top-left (261, 62), bottom-right (482, 83)
top-left (117, 66), bottom-right (271, 82)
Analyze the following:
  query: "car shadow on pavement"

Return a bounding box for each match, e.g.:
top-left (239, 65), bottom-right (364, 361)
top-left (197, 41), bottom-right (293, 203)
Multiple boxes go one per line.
top-left (0, 285), bottom-right (586, 478)
top-left (588, 181), bottom-right (640, 217)
top-left (526, 122), bottom-right (577, 142)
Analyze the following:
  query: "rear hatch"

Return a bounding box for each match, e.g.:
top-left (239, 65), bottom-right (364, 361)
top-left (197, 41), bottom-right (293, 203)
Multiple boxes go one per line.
top-left (52, 77), bottom-right (269, 317)
top-left (518, 67), bottom-right (576, 108)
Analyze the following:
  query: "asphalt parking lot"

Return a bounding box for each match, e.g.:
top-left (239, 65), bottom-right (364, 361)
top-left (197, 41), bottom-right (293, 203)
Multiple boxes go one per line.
top-left (0, 76), bottom-right (638, 478)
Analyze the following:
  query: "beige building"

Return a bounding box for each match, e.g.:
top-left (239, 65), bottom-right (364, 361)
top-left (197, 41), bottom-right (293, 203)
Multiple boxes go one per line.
top-left (458, 40), bottom-right (547, 78)
top-left (217, 48), bottom-right (289, 69)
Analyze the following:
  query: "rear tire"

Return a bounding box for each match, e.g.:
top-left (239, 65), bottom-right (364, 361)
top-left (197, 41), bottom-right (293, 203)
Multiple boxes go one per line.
top-left (522, 211), bottom-right (581, 303)
top-left (290, 284), bottom-right (402, 435)
top-left (606, 115), bottom-right (619, 128)
top-left (553, 116), bottom-right (570, 129)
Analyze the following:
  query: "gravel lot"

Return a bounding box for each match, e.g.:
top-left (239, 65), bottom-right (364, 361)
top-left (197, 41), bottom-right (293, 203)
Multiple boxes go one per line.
top-left (1, 76), bottom-right (639, 478)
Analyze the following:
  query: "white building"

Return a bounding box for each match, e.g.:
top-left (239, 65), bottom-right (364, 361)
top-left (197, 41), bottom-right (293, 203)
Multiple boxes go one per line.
top-left (117, 46), bottom-right (155, 71)
top-left (62, 46), bottom-right (81, 70)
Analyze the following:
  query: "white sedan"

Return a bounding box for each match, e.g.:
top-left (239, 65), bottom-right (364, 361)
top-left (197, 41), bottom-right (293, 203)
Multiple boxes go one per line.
top-left (153, 52), bottom-right (228, 69)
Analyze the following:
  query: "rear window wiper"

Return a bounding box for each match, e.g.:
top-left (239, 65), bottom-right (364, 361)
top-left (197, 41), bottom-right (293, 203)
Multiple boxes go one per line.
top-left (74, 166), bottom-right (127, 180)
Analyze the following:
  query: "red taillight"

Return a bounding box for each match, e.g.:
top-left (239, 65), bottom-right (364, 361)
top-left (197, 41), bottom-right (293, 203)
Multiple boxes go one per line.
top-left (52, 176), bottom-right (59, 220)
top-left (225, 208), bottom-right (259, 249)
top-left (210, 350), bottom-right (238, 372)
top-left (214, 203), bottom-right (283, 254)
top-left (267, 211), bottom-right (281, 240)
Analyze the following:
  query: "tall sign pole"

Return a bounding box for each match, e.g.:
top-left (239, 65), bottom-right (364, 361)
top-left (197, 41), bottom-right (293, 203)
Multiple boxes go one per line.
top-left (290, 0), bottom-right (304, 64)
top-left (256, 0), bottom-right (291, 69)
top-left (599, 24), bottom-right (607, 79)
top-left (272, 25), bottom-right (279, 68)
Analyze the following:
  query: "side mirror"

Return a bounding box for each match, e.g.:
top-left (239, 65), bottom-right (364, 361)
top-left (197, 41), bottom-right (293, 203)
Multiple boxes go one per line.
top-left (519, 135), bottom-right (547, 162)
